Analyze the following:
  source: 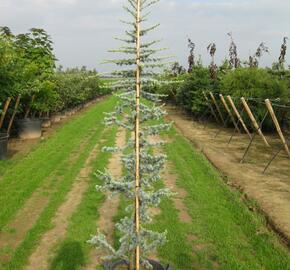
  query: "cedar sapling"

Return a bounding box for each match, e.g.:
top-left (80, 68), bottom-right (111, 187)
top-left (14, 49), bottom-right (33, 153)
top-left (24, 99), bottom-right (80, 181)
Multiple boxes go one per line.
top-left (88, 0), bottom-right (172, 269)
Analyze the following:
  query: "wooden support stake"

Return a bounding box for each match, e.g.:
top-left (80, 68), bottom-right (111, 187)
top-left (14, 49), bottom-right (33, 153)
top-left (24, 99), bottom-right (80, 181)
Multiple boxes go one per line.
top-left (265, 99), bottom-right (290, 157)
top-left (7, 95), bottom-right (21, 135)
top-left (134, 0), bottom-right (141, 269)
top-left (0, 97), bottom-right (12, 130)
top-left (209, 92), bottom-right (226, 126)
top-left (241, 97), bottom-right (270, 147)
top-left (24, 95), bottom-right (35, 119)
top-left (227, 96), bottom-right (252, 139)
top-left (202, 91), bottom-right (220, 123)
top-left (220, 94), bottom-right (241, 133)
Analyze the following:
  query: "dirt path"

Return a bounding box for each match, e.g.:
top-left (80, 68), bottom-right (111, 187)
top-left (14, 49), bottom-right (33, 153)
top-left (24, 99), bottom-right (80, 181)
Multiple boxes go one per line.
top-left (24, 136), bottom-right (103, 270)
top-left (166, 105), bottom-right (290, 244)
top-left (85, 128), bottom-right (126, 270)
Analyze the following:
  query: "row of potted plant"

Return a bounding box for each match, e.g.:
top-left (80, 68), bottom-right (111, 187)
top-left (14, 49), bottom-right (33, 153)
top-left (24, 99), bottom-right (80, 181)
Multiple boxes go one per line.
top-left (0, 26), bottom-right (110, 159)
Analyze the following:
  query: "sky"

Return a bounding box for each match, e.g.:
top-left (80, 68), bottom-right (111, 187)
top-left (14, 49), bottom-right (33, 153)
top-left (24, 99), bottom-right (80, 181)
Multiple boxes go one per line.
top-left (0, 0), bottom-right (289, 72)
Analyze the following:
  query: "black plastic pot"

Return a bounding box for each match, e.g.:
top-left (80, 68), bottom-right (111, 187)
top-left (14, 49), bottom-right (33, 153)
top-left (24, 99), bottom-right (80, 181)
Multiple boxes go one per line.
top-left (42, 118), bottom-right (51, 128)
top-left (16, 118), bottom-right (43, 139)
top-left (104, 259), bottom-right (171, 270)
top-left (0, 132), bottom-right (9, 160)
top-left (51, 114), bottom-right (61, 123)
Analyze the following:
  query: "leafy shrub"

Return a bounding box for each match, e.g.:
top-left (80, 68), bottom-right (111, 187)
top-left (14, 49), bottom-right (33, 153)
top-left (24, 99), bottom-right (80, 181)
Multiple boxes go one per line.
top-left (176, 65), bottom-right (214, 114)
top-left (220, 68), bottom-right (287, 99)
top-left (220, 68), bottom-right (288, 130)
top-left (53, 68), bottom-right (110, 112)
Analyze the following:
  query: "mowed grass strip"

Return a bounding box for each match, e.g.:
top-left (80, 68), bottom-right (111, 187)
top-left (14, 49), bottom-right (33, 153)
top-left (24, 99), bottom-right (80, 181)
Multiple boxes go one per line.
top-left (156, 127), bottom-right (290, 270)
top-left (0, 96), bottom-right (117, 231)
top-left (49, 126), bottom-right (118, 270)
top-left (0, 96), bottom-right (118, 269)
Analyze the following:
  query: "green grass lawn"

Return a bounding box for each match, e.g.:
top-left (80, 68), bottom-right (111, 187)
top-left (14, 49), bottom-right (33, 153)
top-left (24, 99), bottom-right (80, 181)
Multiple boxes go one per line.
top-left (0, 95), bottom-right (117, 270)
top-left (153, 127), bottom-right (290, 270)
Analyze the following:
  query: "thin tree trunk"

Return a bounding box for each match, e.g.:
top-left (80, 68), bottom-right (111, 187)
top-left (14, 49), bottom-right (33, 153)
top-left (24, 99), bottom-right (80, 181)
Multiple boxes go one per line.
top-left (134, 0), bottom-right (141, 269)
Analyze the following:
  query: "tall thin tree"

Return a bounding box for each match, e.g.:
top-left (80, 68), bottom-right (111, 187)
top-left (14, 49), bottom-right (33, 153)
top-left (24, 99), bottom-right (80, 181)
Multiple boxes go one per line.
top-left (187, 38), bottom-right (195, 72)
top-left (227, 32), bottom-right (240, 69)
top-left (207, 43), bottom-right (217, 80)
top-left (89, 1), bottom-right (171, 269)
top-left (249, 42), bottom-right (269, 68)
top-left (279, 37), bottom-right (288, 69)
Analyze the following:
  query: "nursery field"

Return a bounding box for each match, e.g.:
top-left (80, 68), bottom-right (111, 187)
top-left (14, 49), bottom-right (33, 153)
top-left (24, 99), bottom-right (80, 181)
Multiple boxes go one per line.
top-left (0, 95), bottom-right (289, 270)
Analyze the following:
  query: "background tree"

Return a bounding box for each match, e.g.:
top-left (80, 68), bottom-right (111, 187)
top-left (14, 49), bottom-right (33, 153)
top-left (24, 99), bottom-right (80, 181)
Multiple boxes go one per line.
top-left (227, 32), bottom-right (240, 69)
top-left (279, 37), bottom-right (288, 70)
top-left (207, 42), bottom-right (218, 80)
top-left (248, 42), bottom-right (269, 68)
top-left (187, 38), bottom-right (195, 72)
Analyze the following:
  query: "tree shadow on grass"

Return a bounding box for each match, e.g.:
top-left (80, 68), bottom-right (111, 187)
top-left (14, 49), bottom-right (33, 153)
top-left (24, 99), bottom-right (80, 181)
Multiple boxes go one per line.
top-left (50, 241), bottom-right (85, 270)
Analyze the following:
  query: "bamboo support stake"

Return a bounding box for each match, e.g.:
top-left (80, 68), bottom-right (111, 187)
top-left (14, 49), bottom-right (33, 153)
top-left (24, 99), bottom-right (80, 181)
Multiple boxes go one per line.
top-left (265, 99), bottom-right (290, 157)
top-left (134, 0), bottom-right (141, 269)
top-left (24, 95), bottom-right (35, 119)
top-left (209, 92), bottom-right (226, 126)
top-left (227, 95), bottom-right (252, 139)
top-left (7, 95), bottom-right (21, 135)
top-left (202, 91), bottom-right (220, 123)
top-left (241, 97), bottom-right (270, 147)
top-left (219, 94), bottom-right (241, 133)
top-left (0, 97), bottom-right (12, 130)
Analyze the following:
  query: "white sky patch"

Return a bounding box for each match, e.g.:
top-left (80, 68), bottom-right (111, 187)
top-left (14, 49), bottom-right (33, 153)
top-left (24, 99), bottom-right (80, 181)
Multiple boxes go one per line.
top-left (0, 0), bottom-right (289, 71)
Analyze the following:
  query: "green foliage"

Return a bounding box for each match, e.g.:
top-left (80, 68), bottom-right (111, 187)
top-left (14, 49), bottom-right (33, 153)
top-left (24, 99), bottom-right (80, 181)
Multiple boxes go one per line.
top-left (0, 27), bottom-right (57, 114)
top-left (162, 64), bottom-right (289, 130)
top-left (176, 65), bottom-right (213, 114)
top-left (0, 27), bottom-right (107, 117)
top-left (220, 68), bottom-right (288, 129)
top-left (221, 68), bottom-right (287, 99)
top-left (0, 30), bottom-right (19, 100)
top-left (145, 73), bottom-right (186, 102)
top-left (53, 68), bottom-right (110, 112)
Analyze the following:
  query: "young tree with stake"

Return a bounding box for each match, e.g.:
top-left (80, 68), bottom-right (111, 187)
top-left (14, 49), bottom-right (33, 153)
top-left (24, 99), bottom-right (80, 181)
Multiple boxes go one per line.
top-left (88, 1), bottom-right (172, 269)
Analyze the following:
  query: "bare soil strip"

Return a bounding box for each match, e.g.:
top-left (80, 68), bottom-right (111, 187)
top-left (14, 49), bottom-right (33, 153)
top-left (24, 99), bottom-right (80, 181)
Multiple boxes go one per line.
top-left (25, 139), bottom-right (102, 270)
top-left (0, 193), bottom-right (49, 263)
top-left (85, 128), bottom-right (126, 270)
top-left (166, 105), bottom-right (290, 244)
top-left (150, 135), bottom-right (192, 224)
top-left (162, 162), bottom-right (192, 224)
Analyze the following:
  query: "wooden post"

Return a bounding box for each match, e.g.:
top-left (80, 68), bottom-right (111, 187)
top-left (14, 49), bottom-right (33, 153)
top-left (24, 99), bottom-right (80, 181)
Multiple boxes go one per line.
top-left (7, 95), bottom-right (21, 135)
top-left (209, 92), bottom-right (226, 126)
top-left (24, 95), bottom-right (35, 119)
top-left (219, 94), bottom-right (241, 133)
top-left (241, 97), bottom-right (270, 147)
top-left (265, 99), bottom-right (290, 157)
top-left (0, 97), bottom-right (12, 130)
top-left (134, 0), bottom-right (141, 269)
top-left (227, 95), bottom-right (252, 139)
top-left (202, 91), bottom-right (220, 123)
